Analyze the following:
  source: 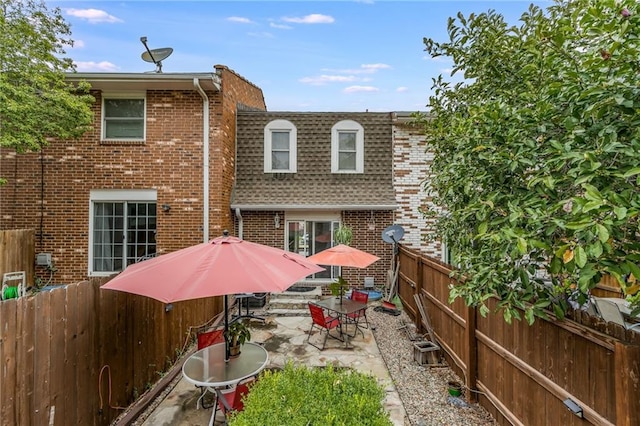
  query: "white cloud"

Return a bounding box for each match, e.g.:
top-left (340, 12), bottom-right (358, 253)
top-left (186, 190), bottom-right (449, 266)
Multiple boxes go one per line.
top-left (227, 16), bottom-right (253, 24)
top-left (66, 8), bottom-right (122, 24)
top-left (282, 14), bottom-right (335, 24)
top-left (323, 63), bottom-right (391, 75)
top-left (344, 86), bottom-right (379, 93)
top-left (270, 22), bottom-right (292, 30)
top-left (299, 75), bottom-right (358, 85)
top-left (396, 86), bottom-right (408, 92)
top-left (71, 40), bottom-right (85, 49)
top-left (74, 61), bottom-right (119, 72)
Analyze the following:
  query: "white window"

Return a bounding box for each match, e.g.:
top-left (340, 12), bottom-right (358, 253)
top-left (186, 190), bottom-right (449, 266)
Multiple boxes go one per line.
top-left (264, 119), bottom-right (297, 173)
top-left (331, 120), bottom-right (364, 173)
top-left (285, 212), bottom-right (341, 281)
top-left (89, 190), bottom-right (157, 276)
top-left (102, 93), bottom-right (146, 141)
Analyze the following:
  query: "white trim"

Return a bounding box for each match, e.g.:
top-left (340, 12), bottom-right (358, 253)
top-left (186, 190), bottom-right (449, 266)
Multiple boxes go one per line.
top-left (101, 92), bottom-right (146, 142)
top-left (285, 211), bottom-right (341, 221)
top-left (264, 119), bottom-right (297, 173)
top-left (90, 189), bottom-right (157, 201)
top-left (331, 120), bottom-right (364, 173)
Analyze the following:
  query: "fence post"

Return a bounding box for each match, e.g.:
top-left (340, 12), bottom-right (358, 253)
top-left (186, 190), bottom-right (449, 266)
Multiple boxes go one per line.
top-left (464, 305), bottom-right (478, 402)
top-left (614, 341), bottom-right (639, 426)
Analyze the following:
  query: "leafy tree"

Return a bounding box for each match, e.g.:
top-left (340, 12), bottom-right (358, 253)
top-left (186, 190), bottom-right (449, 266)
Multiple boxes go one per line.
top-left (0, 0), bottom-right (93, 164)
top-left (420, 0), bottom-right (640, 323)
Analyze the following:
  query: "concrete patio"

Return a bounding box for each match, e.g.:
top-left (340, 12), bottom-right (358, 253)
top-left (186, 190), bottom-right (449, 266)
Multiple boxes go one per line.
top-left (140, 314), bottom-right (407, 425)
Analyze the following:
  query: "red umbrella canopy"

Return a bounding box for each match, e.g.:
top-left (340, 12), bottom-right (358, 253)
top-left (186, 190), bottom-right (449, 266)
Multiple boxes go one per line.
top-left (307, 244), bottom-right (380, 269)
top-left (101, 235), bottom-right (325, 303)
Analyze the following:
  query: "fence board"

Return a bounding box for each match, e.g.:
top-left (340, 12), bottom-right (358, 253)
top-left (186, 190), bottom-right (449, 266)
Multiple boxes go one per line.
top-left (50, 287), bottom-right (66, 425)
top-left (33, 290), bottom-right (52, 425)
top-left (18, 297), bottom-right (34, 425)
top-left (0, 299), bottom-right (17, 425)
top-left (64, 284), bottom-right (79, 426)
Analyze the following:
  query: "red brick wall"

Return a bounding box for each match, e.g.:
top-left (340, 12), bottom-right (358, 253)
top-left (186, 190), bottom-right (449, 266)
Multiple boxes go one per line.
top-left (212, 66), bottom-right (266, 238)
top-left (236, 210), bottom-right (393, 291)
top-left (0, 70), bottom-right (265, 284)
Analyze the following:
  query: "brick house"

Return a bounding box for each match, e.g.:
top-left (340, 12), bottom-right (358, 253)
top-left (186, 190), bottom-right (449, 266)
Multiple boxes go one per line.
top-left (0, 65), bottom-right (266, 284)
top-left (231, 111), bottom-right (398, 290)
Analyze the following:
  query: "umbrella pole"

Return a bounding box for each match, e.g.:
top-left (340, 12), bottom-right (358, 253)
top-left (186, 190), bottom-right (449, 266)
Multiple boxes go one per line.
top-left (224, 294), bottom-right (230, 362)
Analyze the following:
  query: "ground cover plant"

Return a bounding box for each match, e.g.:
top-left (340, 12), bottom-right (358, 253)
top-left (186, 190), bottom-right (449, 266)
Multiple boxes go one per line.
top-left (420, 0), bottom-right (640, 323)
top-left (229, 362), bottom-right (392, 426)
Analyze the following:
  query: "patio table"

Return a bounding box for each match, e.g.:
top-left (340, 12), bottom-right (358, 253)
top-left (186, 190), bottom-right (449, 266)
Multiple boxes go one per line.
top-left (182, 342), bottom-right (268, 426)
top-left (313, 298), bottom-right (368, 347)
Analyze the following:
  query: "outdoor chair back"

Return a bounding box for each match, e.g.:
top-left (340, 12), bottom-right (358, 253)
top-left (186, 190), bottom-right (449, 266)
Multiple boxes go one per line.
top-left (347, 290), bottom-right (369, 337)
top-left (593, 298), bottom-right (640, 331)
top-left (215, 376), bottom-right (256, 422)
top-left (195, 328), bottom-right (225, 409)
top-left (307, 303), bottom-right (342, 350)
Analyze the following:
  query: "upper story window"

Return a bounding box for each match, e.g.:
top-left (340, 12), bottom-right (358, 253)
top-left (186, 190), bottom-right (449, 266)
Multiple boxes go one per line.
top-left (264, 119), bottom-right (297, 173)
top-left (331, 120), bottom-right (364, 173)
top-left (102, 93), bottom-right (146, 141)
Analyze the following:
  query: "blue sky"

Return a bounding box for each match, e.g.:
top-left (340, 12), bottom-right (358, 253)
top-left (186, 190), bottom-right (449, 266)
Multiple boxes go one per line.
top-left (48, 1), bottom-right (549, 112)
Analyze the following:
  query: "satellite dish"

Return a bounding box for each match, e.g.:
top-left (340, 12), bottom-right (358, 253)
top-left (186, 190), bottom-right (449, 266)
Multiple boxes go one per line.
top-left (139, 36), bottom-right (172, 73)
top-left (381, 224), bottom-right (405, 244)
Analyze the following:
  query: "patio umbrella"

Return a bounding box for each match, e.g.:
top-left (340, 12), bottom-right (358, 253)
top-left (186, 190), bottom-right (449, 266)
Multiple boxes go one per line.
top-left (307, 244), bottom-right (380, 302)
top-left (102, 232), bottom-right (324, 358)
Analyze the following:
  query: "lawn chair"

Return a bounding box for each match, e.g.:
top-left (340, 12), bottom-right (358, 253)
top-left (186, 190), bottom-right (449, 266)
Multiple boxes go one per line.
top-left (1, 271), bottom-right (26, 301)
top-left (306, 303), bottom-right (342, 350)
top-left (213, 376), bottom-right (256, 425)
top-left (346, 290), bottom-right (369, 337)
top-left (593, 298), bottom-right (640, 331)
top-left (196, 328), bottom-right (225, 409)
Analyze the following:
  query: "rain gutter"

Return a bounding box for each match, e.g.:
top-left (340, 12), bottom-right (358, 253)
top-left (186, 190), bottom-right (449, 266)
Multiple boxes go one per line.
top-left (235, 208), bottom-right (244, 239)
top-left (193, 78), bottom-right (210, 243)
top-left (230, 204), bottom-right (398, 211)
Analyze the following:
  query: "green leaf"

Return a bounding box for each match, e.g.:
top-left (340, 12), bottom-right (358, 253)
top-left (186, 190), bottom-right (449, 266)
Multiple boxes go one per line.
top-left (613, 206), bottom-right (627, 220)
top-left (596, 224), bottom-right (609, 243)
top-left (517, 237), bottom-right (527, 254)
top-left (574, 246), bottom-right (587, 268)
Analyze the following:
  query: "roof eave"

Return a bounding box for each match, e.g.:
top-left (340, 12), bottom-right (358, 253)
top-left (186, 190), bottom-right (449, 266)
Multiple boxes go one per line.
top-left (230, 204), bottom-right (398, 211)
top-left (65, 72), bottom-right (221, 92)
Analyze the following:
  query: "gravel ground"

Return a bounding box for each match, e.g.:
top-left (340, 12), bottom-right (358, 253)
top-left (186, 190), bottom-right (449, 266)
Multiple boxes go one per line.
top-left (368, 306), bottom-right (496, 426)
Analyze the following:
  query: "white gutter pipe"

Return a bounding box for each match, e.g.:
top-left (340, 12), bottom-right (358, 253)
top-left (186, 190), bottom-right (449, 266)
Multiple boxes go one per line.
top-left (235, 208), bottom-right (244, 239)
top-left (193, 78), bottom-right (210, 242)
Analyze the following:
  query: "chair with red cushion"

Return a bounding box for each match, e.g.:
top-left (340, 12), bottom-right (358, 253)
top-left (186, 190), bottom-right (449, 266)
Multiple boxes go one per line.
top-left (195, 328), bottom-right (225, 409)
top-left (347, 290), bottom-right (369, 337)
top-left (213, 376), bottom-right (256, 424)
top-left (306, 302), bottom-right (342, 350)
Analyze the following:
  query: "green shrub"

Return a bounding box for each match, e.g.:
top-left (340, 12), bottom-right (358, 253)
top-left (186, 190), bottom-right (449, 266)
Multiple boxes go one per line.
top-left (229, 362), bottom-right (392, 426)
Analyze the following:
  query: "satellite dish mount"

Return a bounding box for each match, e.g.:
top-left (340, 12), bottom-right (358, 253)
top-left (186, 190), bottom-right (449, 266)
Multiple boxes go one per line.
top-left (140, 36), bottom-right (173, 73)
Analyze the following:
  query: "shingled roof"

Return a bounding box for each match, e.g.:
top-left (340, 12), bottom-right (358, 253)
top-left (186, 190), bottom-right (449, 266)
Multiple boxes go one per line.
top-left (232, 111), bottom-right (396, 210)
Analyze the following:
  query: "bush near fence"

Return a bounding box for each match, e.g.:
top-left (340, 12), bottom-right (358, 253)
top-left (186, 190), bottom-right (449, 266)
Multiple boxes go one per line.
top-left (0, 277), bottom-right (221, 426)
top-left (397, 245), bottom-right (640, 426)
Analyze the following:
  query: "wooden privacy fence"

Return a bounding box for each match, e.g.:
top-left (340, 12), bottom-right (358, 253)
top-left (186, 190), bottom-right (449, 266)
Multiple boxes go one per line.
top-left (0, 277), bottom-right (220, 426)
top-left (0, 229), bottom-right (35, 287)
top-left (397, 245), bottom-right (640, 426)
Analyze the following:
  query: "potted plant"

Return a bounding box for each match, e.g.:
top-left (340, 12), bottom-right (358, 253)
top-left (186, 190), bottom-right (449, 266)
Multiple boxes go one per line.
top-left (225, 320), bottom-right (251, 357)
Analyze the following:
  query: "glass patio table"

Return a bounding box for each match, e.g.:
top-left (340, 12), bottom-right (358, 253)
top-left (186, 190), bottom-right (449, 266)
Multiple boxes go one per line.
top-left (182, 342), bottom-right (269, 389)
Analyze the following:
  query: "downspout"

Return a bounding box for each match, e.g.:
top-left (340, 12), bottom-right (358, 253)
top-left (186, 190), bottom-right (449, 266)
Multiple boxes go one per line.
top-left (193, 78), bottom-right (209, 243)
top-left (235, 208), bottom-right (243, 239)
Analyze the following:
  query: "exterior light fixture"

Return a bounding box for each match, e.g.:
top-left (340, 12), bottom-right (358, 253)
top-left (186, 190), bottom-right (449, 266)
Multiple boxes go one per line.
top-left (274, 212), bottom-right (280, 229)
top-left (161, 204), bottom-right (171, 212)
